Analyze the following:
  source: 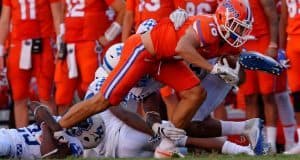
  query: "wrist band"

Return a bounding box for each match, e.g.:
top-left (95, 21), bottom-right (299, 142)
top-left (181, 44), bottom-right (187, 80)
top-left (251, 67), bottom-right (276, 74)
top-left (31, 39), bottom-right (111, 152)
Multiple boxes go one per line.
top-left (268, 42), bottom-right (278, 49)
top-left (0, 45), bottom-right (4, 57)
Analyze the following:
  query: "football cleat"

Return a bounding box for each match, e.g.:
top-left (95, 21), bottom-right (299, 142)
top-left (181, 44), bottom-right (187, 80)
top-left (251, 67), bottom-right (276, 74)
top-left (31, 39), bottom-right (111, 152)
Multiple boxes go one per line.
top-left (154, 147), bottom-right (185, 158)
top-left (243, 118), bottom-right (264, 155)
top-left (239, 51), bottom-right (284, 76)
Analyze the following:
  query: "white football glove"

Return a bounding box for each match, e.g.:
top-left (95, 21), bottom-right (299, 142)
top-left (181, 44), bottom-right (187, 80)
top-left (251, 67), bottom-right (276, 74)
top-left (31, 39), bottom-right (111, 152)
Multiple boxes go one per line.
top-left (152, 121), bottom-right (186, 141)
top-left (211, 59), bottom-right (240, 86)
top-left (169, 8), bottom-right (188, 30)
top-left (53, 130), bottom-right (69, 144)
top-left (56, 23), bottom-right (65, 52)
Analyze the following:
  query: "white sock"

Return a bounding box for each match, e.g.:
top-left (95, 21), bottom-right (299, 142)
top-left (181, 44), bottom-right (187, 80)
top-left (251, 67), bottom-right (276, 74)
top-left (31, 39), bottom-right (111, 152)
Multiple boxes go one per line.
top-left (266, 126), bottom-right (277, 153)
top-left (175, 136), bottom-right (188, 147)
top-left (283, 126), bottom-right (296, 145)
top-left (158, 138), bottom-right (175, 150)
top-left (297, 128), bottom-right (300, 144)
top-left (275, 91), bottom-right (296, 125)
top-left (221, 141), bottom-right (254, 155)
top-left (220, 120), bottom-right (246, 136)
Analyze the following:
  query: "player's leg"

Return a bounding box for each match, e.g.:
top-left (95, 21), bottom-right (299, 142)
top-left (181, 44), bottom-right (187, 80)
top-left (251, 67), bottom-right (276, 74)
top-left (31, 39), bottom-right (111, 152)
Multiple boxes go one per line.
top-left (180, 137), bottom-right (254, 155)
top-left (154, 60), bottom-right (202, 129)
top-left (6, 40), bottom-right (31, 127)
top-left (0, 129), bottom-right (13, 157)
top-left (59, 35), bottom-right (156, 128)
top-left (286, 35), bottom-right (300, 143)
top-left (258, 71), bottom-right (278, 153)
top-left (117, 125), bottom-right (154, 158)
top-left (274, 71), bottom-right (296, 151)
top-left (76, 41), bottom-right (99, 99)
top-left (34, 38), bottom-right (56, 114)
top-left (54, 59), bottom-right (78, 115)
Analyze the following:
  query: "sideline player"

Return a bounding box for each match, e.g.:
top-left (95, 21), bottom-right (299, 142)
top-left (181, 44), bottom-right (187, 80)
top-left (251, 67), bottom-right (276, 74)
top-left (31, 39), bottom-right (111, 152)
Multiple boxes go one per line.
top-left (0, 0), bottom-right (61, 127)
top-left (55, 0), bottom-right (125, 115)
top-left (239, 0), bottom-right (279, 153)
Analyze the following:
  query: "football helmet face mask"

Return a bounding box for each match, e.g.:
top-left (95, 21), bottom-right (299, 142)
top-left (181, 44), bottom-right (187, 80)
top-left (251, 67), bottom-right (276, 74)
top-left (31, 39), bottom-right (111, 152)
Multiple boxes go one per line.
top-left (214, 0), bottom-right (253, 47)
top-left (102, 43), bottom-right (124, 74)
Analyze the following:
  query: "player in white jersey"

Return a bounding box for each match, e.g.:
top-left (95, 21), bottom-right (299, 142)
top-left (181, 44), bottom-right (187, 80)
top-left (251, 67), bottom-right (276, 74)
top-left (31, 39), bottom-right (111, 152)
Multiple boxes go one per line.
top-left (0, 118), bottom-right (83, 159)
top-left (0, 101), bottom-right (106, 159)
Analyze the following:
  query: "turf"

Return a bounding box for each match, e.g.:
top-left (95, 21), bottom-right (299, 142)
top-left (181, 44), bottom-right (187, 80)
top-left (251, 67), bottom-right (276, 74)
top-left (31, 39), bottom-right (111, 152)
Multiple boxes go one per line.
top-left (66, 154), bottom-right (300, 160)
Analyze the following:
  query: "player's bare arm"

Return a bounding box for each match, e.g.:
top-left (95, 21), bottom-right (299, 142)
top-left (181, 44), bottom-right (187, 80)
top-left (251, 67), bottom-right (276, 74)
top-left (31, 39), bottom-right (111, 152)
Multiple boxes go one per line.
top-left (122, 10), bottom-right (134, 42)
top-left (175, 26), bottom-right (214, 72)
top-left (0, 6), bottom-right (10, 70)
top-left (50, 1), bottom-right (63, 35)
top-left (279, 0), bottom-right (288, 49)
top-left (98, 0), bottom-right (125, 46)
top-left (260, 0), bottom-right (279, 57)
top-left (59, 93), bottom-right (110, 128)
top-left (109, 107), bottom-right (154, 135)
top-left (29, 101), bottom-right (62, 132)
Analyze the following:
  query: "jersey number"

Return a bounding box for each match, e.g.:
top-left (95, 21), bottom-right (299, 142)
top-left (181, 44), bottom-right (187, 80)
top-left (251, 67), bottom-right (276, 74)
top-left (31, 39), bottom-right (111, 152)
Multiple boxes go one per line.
top-left (17, 125), bottom-right (41, 145)
top-left (139, 0), bottom-right (161, 12)
top-left (18, 0), bottom-right (36, 20)
top-left (186, 2), bottom-right (212, 16)
top-left (286, 0), bottom-right (300, 18)
top-left (66, 0), bottom-right (85, 17)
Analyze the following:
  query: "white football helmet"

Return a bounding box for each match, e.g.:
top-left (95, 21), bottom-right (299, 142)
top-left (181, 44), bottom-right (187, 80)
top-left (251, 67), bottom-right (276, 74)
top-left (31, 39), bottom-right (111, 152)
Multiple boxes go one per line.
top-left (136, 18), bottom-right (157, 34)
top-left (102, 43), bottom-right (124, 73)
top-left (66, 114), bottom-right (105, 149)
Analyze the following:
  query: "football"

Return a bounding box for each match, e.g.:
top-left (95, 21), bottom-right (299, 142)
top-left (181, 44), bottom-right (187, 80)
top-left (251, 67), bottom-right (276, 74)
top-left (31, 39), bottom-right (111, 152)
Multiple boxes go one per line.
top-left (218, 55), bottom-right (245, 85)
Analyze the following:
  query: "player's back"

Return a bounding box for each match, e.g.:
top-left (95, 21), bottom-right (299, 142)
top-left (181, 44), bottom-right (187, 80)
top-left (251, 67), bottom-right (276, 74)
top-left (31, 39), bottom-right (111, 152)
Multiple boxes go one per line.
top-left (3, 0), bottom-right (56, 40)
top-left (150, 15), bottom-right (230, 59)
top-left (174, 0), bottom-right (219, 16)
top-left (64, 0), bottom-right (115, 42)
top-left (285, 0), bottom-right (300, 35)
top-left (129, 0), bottom-right (175, 29)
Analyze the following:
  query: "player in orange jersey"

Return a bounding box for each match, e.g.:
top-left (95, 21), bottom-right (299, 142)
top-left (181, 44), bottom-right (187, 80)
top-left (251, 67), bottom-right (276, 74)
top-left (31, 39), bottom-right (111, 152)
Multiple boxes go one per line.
top-left (174, 0), bottom-right (219, 16)
top-left (54, 0), bottom-right (125, 115)
top-left (54, 0), bottom-right (253, 156)
top-left (122, 0), bottom-right (177, 41)
top-left (238, 0), bottom-right (279, 153)
top-left (279, 0), bottom-right (300, 154)
top-left (0, 0), bottom-right (62, 127)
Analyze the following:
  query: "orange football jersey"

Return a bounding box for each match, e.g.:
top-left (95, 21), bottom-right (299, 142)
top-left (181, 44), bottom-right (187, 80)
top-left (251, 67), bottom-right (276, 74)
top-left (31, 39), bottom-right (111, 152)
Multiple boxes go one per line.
top-left (248, 0), bottom-right (269, 37)
top-left (285, 0), bottom-right (300, 35)
top-left (64, 0), bottom-right (115, 42)
top-left (150, 15), bottom-right (239, 59)
top-left (3, 0), bottom-right (59, 40)
top-left (174, 0), bottom-right (219, 16)
top-left (126, 0), bottom-right (175, 30)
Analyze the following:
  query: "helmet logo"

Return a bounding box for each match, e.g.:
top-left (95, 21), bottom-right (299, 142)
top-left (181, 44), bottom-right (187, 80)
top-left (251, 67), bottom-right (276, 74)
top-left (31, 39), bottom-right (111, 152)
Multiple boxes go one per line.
top-left (223, 0), bottom-right (240, 18)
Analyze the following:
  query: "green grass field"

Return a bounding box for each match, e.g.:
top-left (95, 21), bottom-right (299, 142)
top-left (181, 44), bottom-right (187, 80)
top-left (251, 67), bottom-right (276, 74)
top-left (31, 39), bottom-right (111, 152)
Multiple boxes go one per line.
top-left (66, 154), bottom-right (300, 160)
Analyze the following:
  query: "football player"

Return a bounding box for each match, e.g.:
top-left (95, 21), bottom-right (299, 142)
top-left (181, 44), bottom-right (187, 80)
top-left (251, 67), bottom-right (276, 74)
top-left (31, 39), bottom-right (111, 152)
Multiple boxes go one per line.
top-left (55, 0), bottom-right (125, 115)
top-left (279, 0), bottom-right (300, 154)
top-left (0, 101), bottom-right (106, 159)
top-left (0, 0), bottom-right (61, 127)
top-left (55, 0), bottom-right (253, 156)
top-left (238, 0), bottom-right (279, 153)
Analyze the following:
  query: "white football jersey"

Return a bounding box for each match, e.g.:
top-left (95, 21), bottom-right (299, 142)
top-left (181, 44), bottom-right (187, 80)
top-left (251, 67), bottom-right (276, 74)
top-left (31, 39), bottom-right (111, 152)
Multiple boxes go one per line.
top-left (0, 117), bottom-right (84, 159)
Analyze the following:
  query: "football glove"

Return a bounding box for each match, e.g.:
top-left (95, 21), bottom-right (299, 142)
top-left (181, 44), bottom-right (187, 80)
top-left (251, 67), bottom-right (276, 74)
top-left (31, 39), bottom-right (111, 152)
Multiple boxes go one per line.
top-left (277, 49), bottom-right (290, 69)
top-left (211, 59), bottom-right (240, 86)
top-left (152, 121), bottom-right (186, 141)
top-left (169, 8), bottom-right (188, 30)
